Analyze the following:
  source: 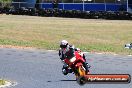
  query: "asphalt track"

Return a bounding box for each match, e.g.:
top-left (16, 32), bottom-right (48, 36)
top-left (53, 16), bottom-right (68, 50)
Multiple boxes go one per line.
top-left (0, 48), bottom-right (132, 88)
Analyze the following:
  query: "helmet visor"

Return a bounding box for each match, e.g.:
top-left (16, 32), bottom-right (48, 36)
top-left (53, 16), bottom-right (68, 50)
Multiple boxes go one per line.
top-left (60, 45), bottom-right (67, 48)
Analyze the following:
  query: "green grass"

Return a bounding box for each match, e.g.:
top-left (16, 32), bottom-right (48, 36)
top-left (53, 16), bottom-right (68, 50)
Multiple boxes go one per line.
top-left (0, 15), bottom-right (132, 55)
top-left (0, 79), bottom-right (5, 85)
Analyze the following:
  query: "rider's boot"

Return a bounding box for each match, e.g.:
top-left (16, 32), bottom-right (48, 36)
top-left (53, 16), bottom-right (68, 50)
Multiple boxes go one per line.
top-left (83, 62), bottom-right (90, 74)
top-left (62, 63), bottom-right (73, 75)
top-left (62, 67), bottom-right (73, 75)
top-left (62, 63), bottom-right (68, 75)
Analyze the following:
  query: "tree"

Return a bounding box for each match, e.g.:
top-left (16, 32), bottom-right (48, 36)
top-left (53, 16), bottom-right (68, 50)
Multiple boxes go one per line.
top-left (0, 0), bottom-right (12, 8)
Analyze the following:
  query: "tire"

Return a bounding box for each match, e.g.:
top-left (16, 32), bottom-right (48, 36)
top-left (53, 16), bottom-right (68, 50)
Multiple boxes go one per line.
top-left (77, 76), bottom-right (87, 85)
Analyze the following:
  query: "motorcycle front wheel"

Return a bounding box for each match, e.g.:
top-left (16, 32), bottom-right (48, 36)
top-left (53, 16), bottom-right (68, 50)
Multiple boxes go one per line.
top-left (77, 76), bottom-right (87, 85)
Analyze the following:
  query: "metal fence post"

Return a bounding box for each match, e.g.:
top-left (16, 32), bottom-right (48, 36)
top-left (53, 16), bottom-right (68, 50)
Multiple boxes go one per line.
top-left (19, 2), bottom-right (20, 8)
top-left (104, 0), bottom-right (106, 11)
top-left (83, 0), bottom-right (84, 11)
top-left (127, 0), bottom-right (128, 12)
top-left (62, 0), bottom-right (64, 10)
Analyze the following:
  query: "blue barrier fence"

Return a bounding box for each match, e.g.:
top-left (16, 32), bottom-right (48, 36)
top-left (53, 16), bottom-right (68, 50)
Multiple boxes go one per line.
top-left (129, 4), bottom-right (132, 9)
top-left (41, 3), bottom-right (127, 11)
top-left (12, 2), bottom-right (130, 12)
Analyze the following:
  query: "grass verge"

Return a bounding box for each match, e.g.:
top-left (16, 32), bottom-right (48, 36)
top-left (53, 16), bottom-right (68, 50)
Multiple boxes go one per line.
top-left (0, 79), bottom-right (5, 85)
top-left (0, 15), bottom-right (132, 55)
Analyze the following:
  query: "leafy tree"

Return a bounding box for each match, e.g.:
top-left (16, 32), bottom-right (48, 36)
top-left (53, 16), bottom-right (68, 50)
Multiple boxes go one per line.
top-left (0, 0), bottom-right (12, 8)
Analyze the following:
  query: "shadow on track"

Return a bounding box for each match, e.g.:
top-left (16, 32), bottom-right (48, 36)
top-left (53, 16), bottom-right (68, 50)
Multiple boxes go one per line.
top-left (60, 80), bottom-right (76, 81)
top-left (47, 80), bottom-right (76, 83)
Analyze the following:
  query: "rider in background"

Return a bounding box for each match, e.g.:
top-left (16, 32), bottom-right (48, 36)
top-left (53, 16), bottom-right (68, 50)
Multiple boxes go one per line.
top-left (59, 40), bottom-right (90, 75)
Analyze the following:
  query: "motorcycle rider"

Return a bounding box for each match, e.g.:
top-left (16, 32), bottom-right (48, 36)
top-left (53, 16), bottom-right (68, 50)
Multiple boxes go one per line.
top-left (59, 40), bottom-right (90, 75)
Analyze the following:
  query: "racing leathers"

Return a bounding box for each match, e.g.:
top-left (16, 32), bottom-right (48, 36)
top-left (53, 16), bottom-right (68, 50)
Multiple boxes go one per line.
top-left (59, 45), bottom-right (90, 75)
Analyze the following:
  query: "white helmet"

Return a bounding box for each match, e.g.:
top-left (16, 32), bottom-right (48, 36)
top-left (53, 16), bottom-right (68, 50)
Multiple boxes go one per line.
top-left (60, 40), bottom-right (68, 48)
